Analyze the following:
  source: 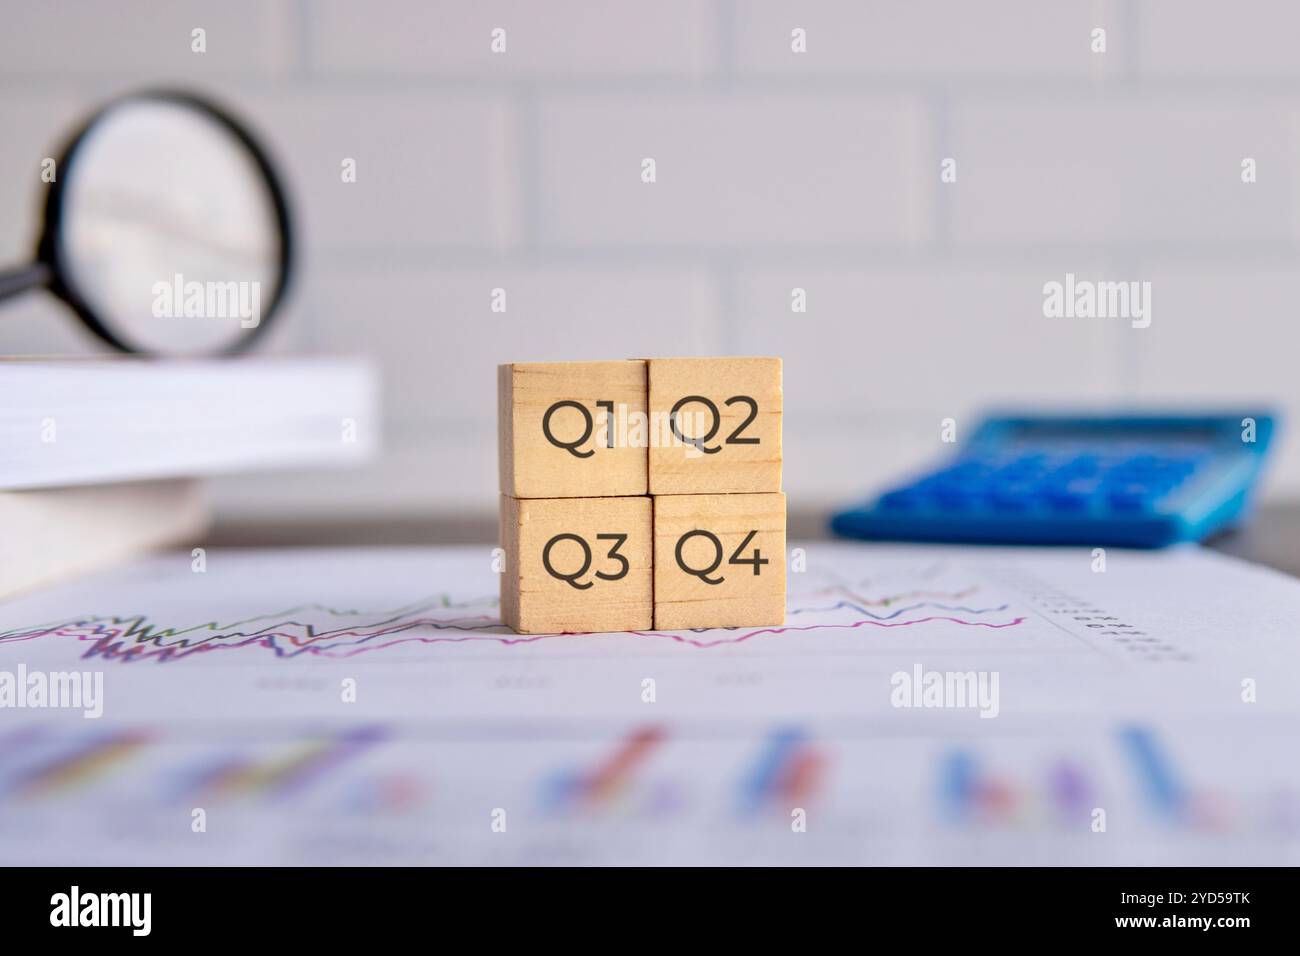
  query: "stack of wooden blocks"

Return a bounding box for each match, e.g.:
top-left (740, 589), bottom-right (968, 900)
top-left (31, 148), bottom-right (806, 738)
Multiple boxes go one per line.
top-left (498, 357), bottom-right (786, 634)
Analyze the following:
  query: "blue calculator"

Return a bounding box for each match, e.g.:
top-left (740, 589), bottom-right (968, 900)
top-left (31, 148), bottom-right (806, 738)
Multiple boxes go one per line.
top-left (830, 413), bottom-right (1277, 548)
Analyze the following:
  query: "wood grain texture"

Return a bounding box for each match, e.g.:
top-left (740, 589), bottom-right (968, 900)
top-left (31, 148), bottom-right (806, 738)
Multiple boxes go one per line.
top-left (498, 360), bottom-right (648, 499)
top-left (647, 357), bottom-right (782, 494)
top-left (653, 492), bottom-right (786, 629)
top-left (500, 494), bottom-right (653, 633)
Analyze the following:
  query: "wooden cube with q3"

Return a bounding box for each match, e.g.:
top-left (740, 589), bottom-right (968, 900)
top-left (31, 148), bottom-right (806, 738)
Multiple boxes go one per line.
top-left (498, 358), bottom-right (785, 634)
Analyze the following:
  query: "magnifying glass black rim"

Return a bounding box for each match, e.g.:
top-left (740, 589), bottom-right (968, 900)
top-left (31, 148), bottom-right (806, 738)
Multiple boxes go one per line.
top-left (36, 88), bottom-right (295, 356)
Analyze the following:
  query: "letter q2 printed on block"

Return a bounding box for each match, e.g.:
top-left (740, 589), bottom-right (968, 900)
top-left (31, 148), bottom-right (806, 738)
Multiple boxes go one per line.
top-left (647, 357), bottom-right (782, 495)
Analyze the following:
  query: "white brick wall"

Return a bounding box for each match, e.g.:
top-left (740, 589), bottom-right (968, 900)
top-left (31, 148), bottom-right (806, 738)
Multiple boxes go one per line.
top-left (244, 92), bottom-right (521, 251)
top-left (734, 265), bottom-right (1124, 417)
top-left (734, 0), bottom-right (1121, 78)
top-left (0, 1), bottom-right (296, 78)
top-left (0, 94), bottom-right (87, 261)
top-left (537, 94), bottom-right (930, 246)
top-left (311, 0), bottom-right (719, 77)
top-left (948, 98), bottom-right (1298, 244)
top-left (1140, 0), bottom-right (1300, 77)
top-left (1, 1), bottom-right (1298, 519)
top-left (310, 266), bottom-right (722, 424)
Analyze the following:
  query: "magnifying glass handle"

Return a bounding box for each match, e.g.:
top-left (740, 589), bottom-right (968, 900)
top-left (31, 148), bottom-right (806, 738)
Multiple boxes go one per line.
top-left (0, 262), bottom-right (53, 304)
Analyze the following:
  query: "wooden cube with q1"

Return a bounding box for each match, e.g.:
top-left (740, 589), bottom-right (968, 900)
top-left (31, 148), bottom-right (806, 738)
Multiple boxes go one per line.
top-left (653, 492), bottom-right (786, 630)
top-left (647, 357), bottom-right (782, 495)
top-left (498, 360), bottom-right (647, 499)
top-left (499, 494), bottom-right (653, 633)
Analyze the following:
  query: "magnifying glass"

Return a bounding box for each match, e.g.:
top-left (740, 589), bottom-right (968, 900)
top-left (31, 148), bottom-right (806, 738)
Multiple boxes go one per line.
top-left (0, 90), bottom-right (292, 355)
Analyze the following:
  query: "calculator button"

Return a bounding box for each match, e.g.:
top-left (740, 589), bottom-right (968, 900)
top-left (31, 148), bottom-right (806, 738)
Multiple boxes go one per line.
top-left (1057, 455), bottom-right (1101, 477)
top-left (1044, 479), bottom-right (1100, 512)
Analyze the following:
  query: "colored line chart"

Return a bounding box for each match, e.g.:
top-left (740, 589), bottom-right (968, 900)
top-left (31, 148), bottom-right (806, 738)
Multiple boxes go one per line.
top-left (0, 582), bottom-right (1027, 663)
top-left (13, 544), bottom-right (1202, 671)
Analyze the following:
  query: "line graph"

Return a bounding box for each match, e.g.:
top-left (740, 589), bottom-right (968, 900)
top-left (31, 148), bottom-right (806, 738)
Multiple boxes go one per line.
top-left (0, 584), bottom-right (1026, 662)
top-left (0, 546), bottom-right (1116, 668)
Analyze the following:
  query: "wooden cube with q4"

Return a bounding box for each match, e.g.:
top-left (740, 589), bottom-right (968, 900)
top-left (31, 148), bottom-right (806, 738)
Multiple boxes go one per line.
top-left (653, 491), bottom-right (786, 630)
top-left (498, 357), bottom-right (785, 634)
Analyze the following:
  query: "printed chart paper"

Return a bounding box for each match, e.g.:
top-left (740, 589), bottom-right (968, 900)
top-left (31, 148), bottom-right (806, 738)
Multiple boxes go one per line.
top-left (2, 543), bottom-right (1298, 864)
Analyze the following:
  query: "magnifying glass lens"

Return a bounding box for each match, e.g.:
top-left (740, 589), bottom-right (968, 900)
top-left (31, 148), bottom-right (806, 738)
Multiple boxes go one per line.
top-left (58, 99), bottom-right (283, 355)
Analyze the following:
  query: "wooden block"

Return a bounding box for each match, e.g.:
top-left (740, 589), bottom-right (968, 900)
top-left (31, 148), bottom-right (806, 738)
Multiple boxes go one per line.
top-left (647, 357), bottom-right (782, 494)
top-left (498, 360), bottom-right (647, 498)
top-left (653, 492), bottom-right (786, 630)
top-left (500, 494), bottom-right (653, 633)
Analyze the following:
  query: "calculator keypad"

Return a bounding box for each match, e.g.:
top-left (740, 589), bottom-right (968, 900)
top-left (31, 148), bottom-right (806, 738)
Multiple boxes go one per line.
top-left (881, 447), bottom-right (1209, 515)
top-left (834, 415), bottom-right (1273, 548)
